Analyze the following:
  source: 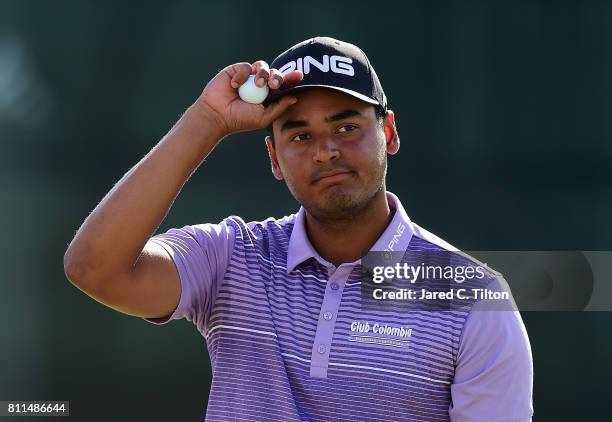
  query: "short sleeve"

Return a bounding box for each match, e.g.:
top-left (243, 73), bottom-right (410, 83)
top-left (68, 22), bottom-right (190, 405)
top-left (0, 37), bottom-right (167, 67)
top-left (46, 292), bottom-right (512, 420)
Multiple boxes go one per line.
top-left (449, 277), bottom-right (534, 421)
top-left (142, 221), bottom-right (235, 333)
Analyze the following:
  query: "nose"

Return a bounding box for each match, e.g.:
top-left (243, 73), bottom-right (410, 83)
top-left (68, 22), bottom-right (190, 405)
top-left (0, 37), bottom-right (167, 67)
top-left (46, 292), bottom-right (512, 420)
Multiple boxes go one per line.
top-left (312, 135), bottom-right (340, 164)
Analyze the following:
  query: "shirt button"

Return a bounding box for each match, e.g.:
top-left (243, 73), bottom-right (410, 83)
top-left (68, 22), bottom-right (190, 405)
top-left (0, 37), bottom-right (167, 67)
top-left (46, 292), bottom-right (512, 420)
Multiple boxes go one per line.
top-left (317, 344), bottom-right (326, 354)
top-left (323, 311), bottom-right (333, 320)
top-left (330, 282), bottom-right (339, 291)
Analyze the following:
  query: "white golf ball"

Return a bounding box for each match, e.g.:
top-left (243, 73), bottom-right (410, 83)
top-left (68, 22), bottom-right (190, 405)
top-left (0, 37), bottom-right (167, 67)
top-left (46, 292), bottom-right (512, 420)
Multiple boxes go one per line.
top-left (238, 74), bottom-right (270, 104)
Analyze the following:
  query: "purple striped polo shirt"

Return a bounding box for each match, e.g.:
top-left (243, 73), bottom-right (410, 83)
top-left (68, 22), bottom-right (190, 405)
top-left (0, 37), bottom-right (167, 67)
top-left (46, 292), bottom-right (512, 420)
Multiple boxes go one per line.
top-left (145, 191), bottom-right (533, 421)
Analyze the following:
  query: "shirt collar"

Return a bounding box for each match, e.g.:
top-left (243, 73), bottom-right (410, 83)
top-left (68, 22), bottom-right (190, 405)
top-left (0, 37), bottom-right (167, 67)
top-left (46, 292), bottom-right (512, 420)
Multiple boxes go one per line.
top-left (286, 191), bottom-right (414, 274)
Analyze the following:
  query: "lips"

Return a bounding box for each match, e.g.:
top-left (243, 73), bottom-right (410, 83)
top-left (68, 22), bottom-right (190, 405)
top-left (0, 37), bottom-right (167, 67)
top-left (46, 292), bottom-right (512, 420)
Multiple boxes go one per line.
top-left (312, 169), bottom-right (353, 184)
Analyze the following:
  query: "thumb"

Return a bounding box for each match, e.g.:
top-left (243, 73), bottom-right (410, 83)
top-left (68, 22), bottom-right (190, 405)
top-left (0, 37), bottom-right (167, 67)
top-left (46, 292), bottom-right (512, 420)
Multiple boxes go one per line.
top-left (261, 96), bottom-right (298, 127)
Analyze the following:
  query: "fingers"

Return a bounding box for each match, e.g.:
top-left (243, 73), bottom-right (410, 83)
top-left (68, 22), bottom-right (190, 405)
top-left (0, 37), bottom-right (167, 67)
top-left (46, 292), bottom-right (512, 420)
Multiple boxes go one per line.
top-left (228, 63), bottom-right (252, 89)
top-left (264, 67), bottom-right (304, 90)
top-left (229, 60), bottom-right (304, 92)
top-left (268, 68), bottom-right (283, 89)
top-left (261, 95), bottom-right (298, 127)
top-left (281, 70), bottom-right (304, 89)
top-left (252, 60), bottom-right (270, 88)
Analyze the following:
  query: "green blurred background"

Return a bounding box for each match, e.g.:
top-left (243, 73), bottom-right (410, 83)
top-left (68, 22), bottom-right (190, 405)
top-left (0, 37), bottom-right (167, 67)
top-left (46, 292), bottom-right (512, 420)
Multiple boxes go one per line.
top-left (1, 0), bottom-right (610, 420)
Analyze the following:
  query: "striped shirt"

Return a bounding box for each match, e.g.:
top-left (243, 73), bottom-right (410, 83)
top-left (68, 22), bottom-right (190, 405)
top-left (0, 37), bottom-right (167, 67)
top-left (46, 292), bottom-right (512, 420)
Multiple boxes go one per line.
top-left (145, 191), bottom-right (533, 421)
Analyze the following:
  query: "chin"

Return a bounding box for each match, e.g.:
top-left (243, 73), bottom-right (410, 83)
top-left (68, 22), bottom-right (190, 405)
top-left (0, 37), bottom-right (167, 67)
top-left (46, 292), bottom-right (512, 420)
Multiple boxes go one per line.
top-left (311, 187), bottom-right (374, 220)
top-left (288, 177), bottom-right (383, 221)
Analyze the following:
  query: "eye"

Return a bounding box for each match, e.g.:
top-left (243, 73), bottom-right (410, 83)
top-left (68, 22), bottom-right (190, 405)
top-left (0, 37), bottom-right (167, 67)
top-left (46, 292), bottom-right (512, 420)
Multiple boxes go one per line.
top-left (337, 124), bottom-right (358, 133)
top-left (290, 133), bottom-right (311, 142)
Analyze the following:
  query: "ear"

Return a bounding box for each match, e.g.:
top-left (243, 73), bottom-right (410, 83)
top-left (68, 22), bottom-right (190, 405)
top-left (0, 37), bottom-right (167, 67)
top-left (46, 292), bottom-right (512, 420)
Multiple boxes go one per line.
top-left (265, 136), bottom-right (284, 180)
top-left (383, 110), bottom-right (400, 155)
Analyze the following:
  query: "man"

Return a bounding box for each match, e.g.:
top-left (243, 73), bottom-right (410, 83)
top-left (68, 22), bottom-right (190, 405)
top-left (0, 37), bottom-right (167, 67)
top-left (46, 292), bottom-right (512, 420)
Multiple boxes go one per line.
top-left (64, 37), bottom-right (533, 421)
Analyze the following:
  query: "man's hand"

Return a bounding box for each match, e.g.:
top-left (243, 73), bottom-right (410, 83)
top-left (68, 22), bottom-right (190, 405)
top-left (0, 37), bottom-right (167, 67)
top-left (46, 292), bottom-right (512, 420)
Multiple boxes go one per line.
top-left (64, 60), bottom-right (302, 319)
top-left (196, 61), bottom-right (303, 136)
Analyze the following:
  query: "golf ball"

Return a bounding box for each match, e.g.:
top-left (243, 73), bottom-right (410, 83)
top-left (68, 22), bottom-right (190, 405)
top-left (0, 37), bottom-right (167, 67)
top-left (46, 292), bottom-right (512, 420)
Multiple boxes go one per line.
top-left (238, 75), bottom-right (269, 104)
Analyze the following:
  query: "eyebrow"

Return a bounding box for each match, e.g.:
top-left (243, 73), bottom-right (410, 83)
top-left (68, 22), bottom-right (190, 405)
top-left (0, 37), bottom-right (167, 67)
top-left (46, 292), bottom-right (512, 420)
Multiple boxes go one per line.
top-left (280, 109), bottom-right (364, 133)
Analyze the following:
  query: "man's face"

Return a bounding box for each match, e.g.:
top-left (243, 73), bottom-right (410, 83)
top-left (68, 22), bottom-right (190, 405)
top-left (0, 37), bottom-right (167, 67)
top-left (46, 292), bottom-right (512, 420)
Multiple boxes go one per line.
top-left (266, 88), bottom-right (399, 222)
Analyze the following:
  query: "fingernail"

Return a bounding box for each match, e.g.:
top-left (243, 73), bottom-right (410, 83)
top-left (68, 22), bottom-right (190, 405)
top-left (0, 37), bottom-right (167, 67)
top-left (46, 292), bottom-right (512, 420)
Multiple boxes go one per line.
top-left (271, 79), bottom-right (279, 88)
top-left (257, 78), bottom-right (264, 86)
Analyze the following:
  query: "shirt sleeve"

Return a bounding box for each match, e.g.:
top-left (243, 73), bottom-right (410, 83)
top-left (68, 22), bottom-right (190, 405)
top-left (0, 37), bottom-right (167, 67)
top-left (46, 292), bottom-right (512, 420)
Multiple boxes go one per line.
top-left (142, 221), bottom-right (235, 334)
top-left (449, 277), bottom-right (534, 422)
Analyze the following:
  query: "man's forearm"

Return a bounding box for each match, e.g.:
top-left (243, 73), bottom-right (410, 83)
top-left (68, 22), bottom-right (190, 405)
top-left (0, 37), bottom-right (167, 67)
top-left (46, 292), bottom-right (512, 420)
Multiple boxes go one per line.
top-left (63, 101), bottom-right (227, 287)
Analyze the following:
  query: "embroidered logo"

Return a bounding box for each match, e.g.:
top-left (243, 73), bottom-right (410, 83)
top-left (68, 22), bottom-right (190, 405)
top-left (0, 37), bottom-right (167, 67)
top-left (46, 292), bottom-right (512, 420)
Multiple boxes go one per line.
top-left (348, 320), bottom-right (412, 348)
top-left (384, 222), bottom-right (406, 252)
top-left (279, 55), bottom-right (355, 76)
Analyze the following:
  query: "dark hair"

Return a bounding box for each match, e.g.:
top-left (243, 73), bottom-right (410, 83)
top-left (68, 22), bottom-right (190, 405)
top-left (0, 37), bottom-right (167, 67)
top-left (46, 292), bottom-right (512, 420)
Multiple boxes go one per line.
top-left (267, 104), bottom-right (387, 145)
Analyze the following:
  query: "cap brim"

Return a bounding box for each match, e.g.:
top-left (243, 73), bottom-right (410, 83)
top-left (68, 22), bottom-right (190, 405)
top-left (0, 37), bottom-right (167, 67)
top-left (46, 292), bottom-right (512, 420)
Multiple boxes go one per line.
top-left (262, 84), bottom-right (382, 108)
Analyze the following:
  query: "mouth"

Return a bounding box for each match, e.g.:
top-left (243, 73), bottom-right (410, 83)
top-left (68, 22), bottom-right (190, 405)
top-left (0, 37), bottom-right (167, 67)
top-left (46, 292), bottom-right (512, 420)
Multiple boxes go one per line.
top-left (312, 169), bottom-right (354, 185)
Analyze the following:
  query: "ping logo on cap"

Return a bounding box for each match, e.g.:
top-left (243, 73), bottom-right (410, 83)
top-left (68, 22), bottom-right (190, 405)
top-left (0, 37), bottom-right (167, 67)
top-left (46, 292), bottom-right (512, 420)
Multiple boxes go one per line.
top-left (278, 55), bottom-right (355, 77)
